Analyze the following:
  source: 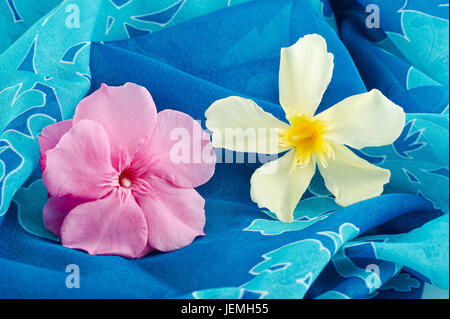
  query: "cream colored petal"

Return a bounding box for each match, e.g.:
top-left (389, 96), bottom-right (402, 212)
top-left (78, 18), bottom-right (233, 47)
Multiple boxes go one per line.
top-left (316, 89), bottom-right (406, 149)
top-left (279, 34), bottom-right (334, 119)
top-left (318, 143), bottom-right (390, 207)
top-left (250, 150), bottom-right (316, 223)
top-left (205, 96), bottom-right (291, 154)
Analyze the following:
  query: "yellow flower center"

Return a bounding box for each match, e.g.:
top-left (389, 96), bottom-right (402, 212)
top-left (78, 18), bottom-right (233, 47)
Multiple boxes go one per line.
top-left (279, 113), bottom-right (333, 169)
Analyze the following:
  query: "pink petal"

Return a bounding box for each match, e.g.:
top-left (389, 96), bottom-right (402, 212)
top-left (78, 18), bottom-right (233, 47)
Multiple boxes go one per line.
top-left (43, 119), bottom-right (116, 199)
top-left (60, 190), bottom-right (148, 258)
top-left (135, 176), bottom-right (206, 252)
top-left (43, 196), bottom-right (87, 236)
top-left (38, 120), bottom-right (73, 172)
top-left (136, 244), bottom-right (155, 258)
top-left (137, 109), bottom-right (216, 188)
top-left (73, 83), bottom-right (157, 168)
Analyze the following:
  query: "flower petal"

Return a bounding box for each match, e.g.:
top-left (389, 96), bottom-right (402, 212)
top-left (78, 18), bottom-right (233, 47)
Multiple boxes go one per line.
top-left (136, 244), bottom-right (155, 258)
top-left (318, 143), bottom-right (390, 207)
top-left (43, 120), bottom-right (116, 199)
top-left (60, 191), bottom-right (148, 258)
top-left (137, 109), bottom-right (216, 189)
top-left (43, 196), bottom-right (86, 236)
top-left (250, 150), bottom-right (316, 223)
top-left (279, 34), bottom-right (334, 119)
top-left (205, 96), bottom-right (290, 154)
top-left (73, 83), bottom-right (157, 166)
top-left (38, 120), bottom-right (72, 172)
top-left (317, 89), bottom-right (406, 149)
top-left (135, 176), bottom-right (205, 252)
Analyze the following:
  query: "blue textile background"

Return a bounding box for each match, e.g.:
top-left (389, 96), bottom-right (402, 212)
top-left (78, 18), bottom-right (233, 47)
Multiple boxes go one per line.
top-left (0, 0), bottom-right (448, 298)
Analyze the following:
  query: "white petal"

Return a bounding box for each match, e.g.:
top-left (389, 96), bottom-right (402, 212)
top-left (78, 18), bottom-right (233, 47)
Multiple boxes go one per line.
top-left (318, 143), bottom-right (390, 207)
top-left (250, 150), bottom-right (316, 223)
top-left (279, 34), bottom-right (334, 119)
top-left (205, 96), bottom-right (290, 154)
top-left (316, 89), bottom-right (406, 149)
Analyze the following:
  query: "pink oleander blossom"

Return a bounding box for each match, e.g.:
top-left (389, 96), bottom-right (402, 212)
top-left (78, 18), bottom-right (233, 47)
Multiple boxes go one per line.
top-left (39, 83), bottom-right (216, 258)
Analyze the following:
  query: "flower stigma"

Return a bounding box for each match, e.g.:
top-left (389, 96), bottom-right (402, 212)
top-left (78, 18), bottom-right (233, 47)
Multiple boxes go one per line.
top-left (279, 113), bottom-right (334, 171)
top-left (119, 171), bottom-right (133, 189)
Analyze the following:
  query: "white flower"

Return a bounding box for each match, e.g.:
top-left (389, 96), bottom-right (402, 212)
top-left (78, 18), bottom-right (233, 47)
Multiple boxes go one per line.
top-left (205, 34), bottom-right (405, 222)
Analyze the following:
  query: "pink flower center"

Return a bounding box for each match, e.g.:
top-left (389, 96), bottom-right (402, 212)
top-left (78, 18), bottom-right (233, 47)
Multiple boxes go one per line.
top-left (115, 163), bottom-right (152, 196)
top-left (115, 150), bottom-right (154, 196)
top-left (119, 172), bottom-right (133, 189)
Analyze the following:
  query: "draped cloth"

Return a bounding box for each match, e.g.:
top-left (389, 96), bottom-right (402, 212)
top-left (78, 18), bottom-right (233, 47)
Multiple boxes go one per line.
top-left (0, 0), bottom-right (448, 299)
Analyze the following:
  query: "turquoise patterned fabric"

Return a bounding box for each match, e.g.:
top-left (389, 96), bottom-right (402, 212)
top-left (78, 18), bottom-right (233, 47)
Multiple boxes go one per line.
top-left (0, 0), bottom-right (448, 299)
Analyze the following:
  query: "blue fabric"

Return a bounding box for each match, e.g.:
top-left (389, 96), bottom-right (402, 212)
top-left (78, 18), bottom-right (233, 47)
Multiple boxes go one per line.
top-left (0, 0), bottom-right (448, 299)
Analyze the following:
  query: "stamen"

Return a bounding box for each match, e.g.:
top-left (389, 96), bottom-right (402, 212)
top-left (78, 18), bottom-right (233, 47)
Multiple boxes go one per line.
top-left (120, 177), bottom-right (132, 188)
top-left (278, 114), bottom-right (331, 169)
top-left (118, 170), bottom-right (133, 189)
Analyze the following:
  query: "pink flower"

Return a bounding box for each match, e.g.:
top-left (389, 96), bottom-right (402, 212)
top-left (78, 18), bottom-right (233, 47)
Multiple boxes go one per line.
top-left (39, 83), bottom-right (216, 258)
